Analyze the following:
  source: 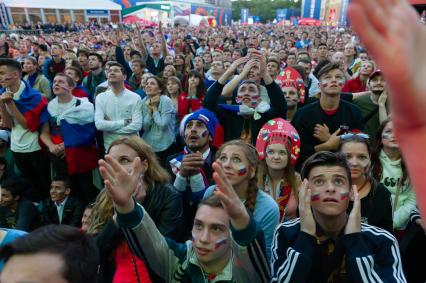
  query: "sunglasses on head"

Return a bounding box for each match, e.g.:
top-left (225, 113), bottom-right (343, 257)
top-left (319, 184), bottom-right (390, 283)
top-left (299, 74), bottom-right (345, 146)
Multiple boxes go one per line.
top-left (340, 133), bottom-right (369, 140)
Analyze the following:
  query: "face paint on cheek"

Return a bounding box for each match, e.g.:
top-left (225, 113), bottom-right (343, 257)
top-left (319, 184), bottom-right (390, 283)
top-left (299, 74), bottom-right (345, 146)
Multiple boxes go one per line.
top-left (340, 191), bottom-right (349, 200)
top-left (237, 164), bottom-right (247, 176)
top-left (321, 82), bottom-right (329, 88)
top-left (201, 130), bottom-right (208, 138)
top-left (214, 238), bottom-right (228, 249)
top-left (311, 192), bottom-right (321, 201)
top-left (382, 133), bottom-right (391, 140)
top-left (236, 94), bottom-right (243, 104)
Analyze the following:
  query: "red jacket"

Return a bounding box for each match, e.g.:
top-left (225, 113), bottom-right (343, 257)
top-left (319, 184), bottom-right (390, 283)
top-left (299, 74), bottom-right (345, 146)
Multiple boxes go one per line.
top-left (177, 92), bottom-right (204, 121)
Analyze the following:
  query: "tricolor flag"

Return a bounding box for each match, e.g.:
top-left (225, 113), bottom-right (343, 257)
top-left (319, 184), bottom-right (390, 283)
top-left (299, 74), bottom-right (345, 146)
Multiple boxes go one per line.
top-left (13, 80), bottom-right (48, 132)
top-left (47, 98), bottom-right (98, 175)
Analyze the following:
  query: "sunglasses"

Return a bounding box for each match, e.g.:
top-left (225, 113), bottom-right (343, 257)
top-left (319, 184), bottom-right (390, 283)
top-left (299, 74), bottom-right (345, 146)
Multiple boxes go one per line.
top-left (340, 133), bottom-right (369, 140)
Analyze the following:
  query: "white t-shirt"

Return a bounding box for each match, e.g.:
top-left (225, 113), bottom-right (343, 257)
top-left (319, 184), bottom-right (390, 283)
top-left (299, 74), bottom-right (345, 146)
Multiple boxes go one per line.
top-left (95, 87), bottom-right (143, 151)
top-left (9, 82), bottom-right (41, 153)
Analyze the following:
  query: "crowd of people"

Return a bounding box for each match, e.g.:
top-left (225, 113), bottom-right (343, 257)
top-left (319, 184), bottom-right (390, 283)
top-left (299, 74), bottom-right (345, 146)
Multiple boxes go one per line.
top-left (0, 0), bottom-right (425, 282)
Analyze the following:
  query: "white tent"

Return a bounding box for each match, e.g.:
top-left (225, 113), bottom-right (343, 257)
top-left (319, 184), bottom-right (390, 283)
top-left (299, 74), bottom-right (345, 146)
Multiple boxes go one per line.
top-left (3, 0), bottom-right (121, 10)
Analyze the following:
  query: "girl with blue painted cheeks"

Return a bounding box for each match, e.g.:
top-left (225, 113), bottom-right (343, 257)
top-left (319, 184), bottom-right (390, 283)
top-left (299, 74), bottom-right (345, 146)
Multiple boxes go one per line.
top-left (204, 140), bottom-right (279, 260)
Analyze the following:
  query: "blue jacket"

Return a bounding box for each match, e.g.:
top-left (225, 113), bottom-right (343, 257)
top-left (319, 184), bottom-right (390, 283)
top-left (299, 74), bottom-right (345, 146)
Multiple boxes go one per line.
top-left (270, 218), bottom-right (407, 282)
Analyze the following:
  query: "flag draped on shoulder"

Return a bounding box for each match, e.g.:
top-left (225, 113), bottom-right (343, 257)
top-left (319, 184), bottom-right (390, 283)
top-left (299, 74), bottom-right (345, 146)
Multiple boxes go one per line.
top-left (47, 98), bottom-right (98, 175)
top-left (13, 80), bottom-right (48, 132)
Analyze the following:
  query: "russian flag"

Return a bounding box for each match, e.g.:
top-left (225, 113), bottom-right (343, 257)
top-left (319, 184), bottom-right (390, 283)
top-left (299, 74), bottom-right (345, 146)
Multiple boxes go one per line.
top-left (13, 80), bottom-right (48, 132)
top-left (72, 84), bottom-right (93, 103)
top-left (47, 98), bottom-right (98, 175)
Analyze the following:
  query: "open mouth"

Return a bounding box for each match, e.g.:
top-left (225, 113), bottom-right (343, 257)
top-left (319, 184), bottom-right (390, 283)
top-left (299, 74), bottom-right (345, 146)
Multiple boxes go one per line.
top-left (323, 197), bottom-right (338, 203)
top-left (189, 136), bottom-right (199, 141)
top-left (196, 247), bottom-right (211, 255)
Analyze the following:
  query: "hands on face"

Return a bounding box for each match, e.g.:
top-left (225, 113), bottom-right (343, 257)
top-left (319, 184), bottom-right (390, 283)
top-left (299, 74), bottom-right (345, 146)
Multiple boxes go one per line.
top-left (299, 179), bottom-right (361, 236)
top-left (98, 155), bottom-right (143, 214)
top-left (212, 161), bottom-right (250, 230)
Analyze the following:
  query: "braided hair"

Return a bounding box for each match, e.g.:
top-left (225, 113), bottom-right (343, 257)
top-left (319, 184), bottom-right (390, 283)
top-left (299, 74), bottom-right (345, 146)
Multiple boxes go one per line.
top-left (215, 140), bottom-right (259, 213)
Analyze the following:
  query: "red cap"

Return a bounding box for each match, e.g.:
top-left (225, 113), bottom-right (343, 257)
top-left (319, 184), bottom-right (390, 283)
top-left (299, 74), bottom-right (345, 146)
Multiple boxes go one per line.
top-left (369, 69), bottom-right (382, 80)
top-left (276, 67), bottom-right (306, 103)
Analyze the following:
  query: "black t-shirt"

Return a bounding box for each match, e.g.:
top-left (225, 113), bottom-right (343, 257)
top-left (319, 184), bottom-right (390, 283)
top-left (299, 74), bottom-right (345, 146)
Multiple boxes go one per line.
top-left (292, 99), bottom-right (364, 170)
top-left (347, 182), bottom-right (393, 233)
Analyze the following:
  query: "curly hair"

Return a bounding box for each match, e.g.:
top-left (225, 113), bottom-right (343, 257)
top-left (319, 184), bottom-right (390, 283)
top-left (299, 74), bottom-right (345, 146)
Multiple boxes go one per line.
top-left (215, 140), bottom-right (259, 213)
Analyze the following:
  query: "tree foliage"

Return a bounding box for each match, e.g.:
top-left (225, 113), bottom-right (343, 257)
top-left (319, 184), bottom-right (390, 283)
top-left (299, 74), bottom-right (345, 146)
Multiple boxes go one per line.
top-left (232, 0), bottom-right (301, 23)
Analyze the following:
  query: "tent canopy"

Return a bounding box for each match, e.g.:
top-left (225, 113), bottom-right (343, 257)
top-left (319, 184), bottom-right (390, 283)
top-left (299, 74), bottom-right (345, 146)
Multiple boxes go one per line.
top-left (4, 0), bottom-right (121, 10)
top-left (122, 15), bottom-right (157, 27)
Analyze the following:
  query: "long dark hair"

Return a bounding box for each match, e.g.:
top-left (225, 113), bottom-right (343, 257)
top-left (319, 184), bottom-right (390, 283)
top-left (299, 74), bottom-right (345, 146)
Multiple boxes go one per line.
top-left (184, 70), bottom-right (206, 99)
top-left (338, 135), bottom-right (378, 196)
top-left (371, 118), bottom-right (409, 189)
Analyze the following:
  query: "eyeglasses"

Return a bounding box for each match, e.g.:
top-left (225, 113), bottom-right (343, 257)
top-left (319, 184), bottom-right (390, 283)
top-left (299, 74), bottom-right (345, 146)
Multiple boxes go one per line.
top-left (340, 133), bottom-right (369, 140)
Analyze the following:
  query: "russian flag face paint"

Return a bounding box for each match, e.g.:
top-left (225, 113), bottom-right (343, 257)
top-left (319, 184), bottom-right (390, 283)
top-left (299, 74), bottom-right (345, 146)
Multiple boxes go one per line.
top-left (340, 191), bottom-right (349, 200)
top-left (201, 129), bottom-right (209, 138)
top-left (237, 165), bottom-right (247, 176)
top-left (311, 192), bottom-right (321, 201)
top-left (214, 238), bottom-right (228, 249)
top-left (321, 82), bottom-right (329, 88)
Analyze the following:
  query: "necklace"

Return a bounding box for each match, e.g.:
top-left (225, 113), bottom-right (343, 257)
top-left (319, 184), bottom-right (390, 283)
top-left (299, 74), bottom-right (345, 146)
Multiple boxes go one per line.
top-left (357, 179), bottom-right (369, 192)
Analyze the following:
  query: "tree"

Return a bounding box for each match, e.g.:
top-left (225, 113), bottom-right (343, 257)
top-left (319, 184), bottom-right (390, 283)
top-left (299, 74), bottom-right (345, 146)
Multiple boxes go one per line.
top-left (232, 0), bottom-right (301, 23)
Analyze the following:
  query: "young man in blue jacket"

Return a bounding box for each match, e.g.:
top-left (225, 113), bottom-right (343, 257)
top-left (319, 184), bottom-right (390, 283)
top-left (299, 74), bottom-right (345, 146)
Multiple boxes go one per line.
top-left (271, 151), bottom-right (406, 282)
top-left (99, 155), bottom-right (270, 282)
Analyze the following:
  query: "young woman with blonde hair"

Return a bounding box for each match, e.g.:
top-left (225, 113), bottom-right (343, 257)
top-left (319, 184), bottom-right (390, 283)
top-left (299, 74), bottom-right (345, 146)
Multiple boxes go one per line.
top-left (89, 136), bottom-right (183, 282)
top-left (256, 118), bottom-right (301, 222)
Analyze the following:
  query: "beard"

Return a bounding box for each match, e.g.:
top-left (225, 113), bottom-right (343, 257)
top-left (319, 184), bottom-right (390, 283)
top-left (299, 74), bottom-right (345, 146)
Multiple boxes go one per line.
top-left (187, 140), bottom-right (209, 153)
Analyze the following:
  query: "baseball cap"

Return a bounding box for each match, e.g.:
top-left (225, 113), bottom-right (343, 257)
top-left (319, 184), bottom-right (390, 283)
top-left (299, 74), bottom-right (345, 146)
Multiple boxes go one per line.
top-left (369, 69), bottom-right (382, 80)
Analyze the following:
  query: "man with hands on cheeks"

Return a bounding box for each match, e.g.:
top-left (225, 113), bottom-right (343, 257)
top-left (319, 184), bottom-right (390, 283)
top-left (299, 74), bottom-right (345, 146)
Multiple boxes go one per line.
top-left (98, 154), bottom-right (270, 282)
top-left (271, 151), bottom-right (405, 283)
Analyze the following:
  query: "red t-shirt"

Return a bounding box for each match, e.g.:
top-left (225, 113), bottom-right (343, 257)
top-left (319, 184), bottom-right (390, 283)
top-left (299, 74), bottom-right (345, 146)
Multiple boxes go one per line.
top-left (177, 92), bottom-right (204, 121)
top-left (113, 241), bottom-right (152, 283)
top-left (342, 76), bottom-right (366, 93)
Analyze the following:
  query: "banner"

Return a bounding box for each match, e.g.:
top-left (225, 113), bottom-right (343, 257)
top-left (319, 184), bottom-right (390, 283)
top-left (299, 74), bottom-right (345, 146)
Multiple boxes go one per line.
top-left (276, 9), bottom-right (287, 21)
top-left (173, 2), bottom-right (191, 16)
top-left (241, 8), bottom-right (249, 23)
